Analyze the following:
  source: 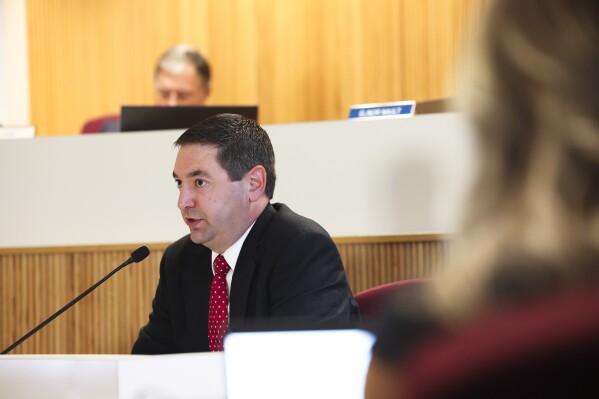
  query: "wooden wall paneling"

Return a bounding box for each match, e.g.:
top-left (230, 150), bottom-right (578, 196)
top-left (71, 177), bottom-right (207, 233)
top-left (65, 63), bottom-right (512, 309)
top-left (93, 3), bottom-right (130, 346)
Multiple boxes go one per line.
top-left (26, 0), bottom-right (490, 136)
top-left (255, 0), bottom-right (312, 124)
top-left (331, 234), bottom-right (452, 294)
top-left (0, 247), bottom-right (162, 354)
top-left (206, 0), bottom-right (259, 106)
top-left (1, 237), bottom-right (449, 354)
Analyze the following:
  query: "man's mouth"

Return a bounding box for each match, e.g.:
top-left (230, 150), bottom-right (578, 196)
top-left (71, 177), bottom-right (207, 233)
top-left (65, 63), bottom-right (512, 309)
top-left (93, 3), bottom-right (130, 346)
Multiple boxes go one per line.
top-left (184, 216), bottom-right (203, 227)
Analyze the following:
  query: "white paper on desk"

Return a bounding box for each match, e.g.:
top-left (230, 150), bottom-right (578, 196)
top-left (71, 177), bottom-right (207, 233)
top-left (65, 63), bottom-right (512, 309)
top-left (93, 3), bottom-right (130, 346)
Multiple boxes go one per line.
top-left (0, 356), bottom-right (118, 399)
top-left (119, 352), bottom-right (226, 399)
top-left (224, 329), bottom-right (375, 399)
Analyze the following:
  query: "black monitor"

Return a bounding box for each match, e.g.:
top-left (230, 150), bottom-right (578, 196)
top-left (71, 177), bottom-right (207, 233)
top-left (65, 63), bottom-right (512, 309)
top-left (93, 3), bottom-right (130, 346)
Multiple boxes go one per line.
top-left (120, 105), bottom-right (258, 132)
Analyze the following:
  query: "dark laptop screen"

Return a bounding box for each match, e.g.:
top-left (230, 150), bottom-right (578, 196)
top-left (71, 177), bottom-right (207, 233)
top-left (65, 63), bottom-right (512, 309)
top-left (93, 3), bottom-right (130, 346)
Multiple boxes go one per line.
top-left (120, 105), bottom-right (258, 132)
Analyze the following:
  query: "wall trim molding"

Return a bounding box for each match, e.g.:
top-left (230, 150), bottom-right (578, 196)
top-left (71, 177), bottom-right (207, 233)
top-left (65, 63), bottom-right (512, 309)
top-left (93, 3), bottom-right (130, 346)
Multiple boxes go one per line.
top-left (0, 234), bottom-right (452, 255)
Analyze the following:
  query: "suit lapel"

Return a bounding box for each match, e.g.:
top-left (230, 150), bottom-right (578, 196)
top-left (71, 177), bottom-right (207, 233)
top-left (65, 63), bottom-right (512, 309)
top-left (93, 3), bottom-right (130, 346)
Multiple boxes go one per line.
top-left (230, 204), bottom-right (277, 321)
top-left (181, 246), bottom-right (213, 351)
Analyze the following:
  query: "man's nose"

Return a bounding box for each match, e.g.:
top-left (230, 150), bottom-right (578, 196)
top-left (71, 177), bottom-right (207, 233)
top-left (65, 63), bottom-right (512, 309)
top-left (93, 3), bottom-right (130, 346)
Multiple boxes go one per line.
top-left (177, 187), bottom-right (194, 210)
top-left (166, 92), bottom-right (179, 106)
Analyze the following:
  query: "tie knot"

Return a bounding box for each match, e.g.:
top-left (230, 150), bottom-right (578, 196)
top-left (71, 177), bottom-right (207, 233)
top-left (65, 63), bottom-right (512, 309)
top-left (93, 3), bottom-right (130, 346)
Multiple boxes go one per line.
top-left (214, 255), bottom-right (231, 276)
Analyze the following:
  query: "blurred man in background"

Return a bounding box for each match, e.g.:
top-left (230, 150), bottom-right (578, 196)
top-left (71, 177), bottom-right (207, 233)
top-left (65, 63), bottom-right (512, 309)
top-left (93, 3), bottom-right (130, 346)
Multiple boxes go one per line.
top-left (82, 43), bottom-right (211, 132)
top-left (154, 43), bottom-right (211, 106)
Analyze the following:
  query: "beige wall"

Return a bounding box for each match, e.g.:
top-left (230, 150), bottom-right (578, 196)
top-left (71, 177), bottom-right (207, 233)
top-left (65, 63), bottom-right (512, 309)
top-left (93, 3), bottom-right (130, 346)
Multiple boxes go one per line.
top-left (0, 114), bottom-right (475, 248)
top-left (0, 0), bottom-right (29, 126)
top-left (26, 0), bottom-right (490, 136)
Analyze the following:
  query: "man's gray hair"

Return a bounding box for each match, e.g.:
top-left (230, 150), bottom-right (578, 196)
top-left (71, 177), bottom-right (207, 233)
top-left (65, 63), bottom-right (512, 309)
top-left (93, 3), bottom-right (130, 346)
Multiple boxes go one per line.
top-left (155, 44), bottom-right (211, 87)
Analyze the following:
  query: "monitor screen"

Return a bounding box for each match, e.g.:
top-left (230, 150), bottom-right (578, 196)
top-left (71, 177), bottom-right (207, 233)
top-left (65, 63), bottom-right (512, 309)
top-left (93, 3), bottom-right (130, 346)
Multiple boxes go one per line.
top-left (120, 105), bottom-right (258, 132)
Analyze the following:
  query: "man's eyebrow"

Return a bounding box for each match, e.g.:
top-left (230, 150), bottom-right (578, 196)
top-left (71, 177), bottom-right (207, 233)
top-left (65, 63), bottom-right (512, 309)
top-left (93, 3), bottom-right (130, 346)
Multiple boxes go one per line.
top-left (172, 170), bottom-right (209, 180)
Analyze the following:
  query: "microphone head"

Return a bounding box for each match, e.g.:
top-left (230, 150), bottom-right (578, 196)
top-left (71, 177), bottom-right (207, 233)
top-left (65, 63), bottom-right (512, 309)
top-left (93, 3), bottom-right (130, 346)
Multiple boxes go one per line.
top-left (131, 246), bottom-right (150, 263)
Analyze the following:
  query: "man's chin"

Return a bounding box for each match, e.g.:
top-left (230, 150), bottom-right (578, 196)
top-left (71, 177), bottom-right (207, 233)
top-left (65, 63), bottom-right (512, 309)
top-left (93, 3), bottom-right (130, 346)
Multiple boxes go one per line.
top-left (189, 230), bottom-right (214, 246)
top-left (189, 234), bottom-right (205, 244)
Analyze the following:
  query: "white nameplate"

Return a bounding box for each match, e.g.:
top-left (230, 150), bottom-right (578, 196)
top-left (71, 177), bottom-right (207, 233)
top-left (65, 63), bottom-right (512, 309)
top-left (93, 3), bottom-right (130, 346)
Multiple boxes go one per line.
top-left (349, 100), bottom-right (416, 120)
top-left (0, 125), bottom-right (35, 139)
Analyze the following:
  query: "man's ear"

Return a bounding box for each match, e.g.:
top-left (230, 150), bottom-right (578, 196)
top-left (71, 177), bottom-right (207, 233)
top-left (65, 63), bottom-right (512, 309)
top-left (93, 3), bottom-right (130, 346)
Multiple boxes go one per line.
top-left (203, 84), bottom-right (212, 99)
top-left (246, 165), bottom-right (267, 202)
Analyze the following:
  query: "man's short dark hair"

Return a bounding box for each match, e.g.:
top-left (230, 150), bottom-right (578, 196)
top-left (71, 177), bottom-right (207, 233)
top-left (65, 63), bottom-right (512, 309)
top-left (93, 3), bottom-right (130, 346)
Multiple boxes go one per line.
top-left (175, 114), bottom-right (276, 199)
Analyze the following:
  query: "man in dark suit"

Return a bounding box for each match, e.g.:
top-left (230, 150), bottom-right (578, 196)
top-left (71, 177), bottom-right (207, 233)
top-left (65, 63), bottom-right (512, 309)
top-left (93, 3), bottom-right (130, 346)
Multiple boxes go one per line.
top-left (132, 113), bottom-right (359, 354)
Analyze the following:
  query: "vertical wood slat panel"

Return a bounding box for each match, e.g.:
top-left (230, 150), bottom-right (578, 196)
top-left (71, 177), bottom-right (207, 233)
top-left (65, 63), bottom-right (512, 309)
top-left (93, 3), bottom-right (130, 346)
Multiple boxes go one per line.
top-left (26, 0), bottom-right (491, 136)
top-left (0, 247), bottom-right (162, 355)
top-left (336, 238), bottom-right (451, 294)
top-left (0, 236), bottom-right (450, 354)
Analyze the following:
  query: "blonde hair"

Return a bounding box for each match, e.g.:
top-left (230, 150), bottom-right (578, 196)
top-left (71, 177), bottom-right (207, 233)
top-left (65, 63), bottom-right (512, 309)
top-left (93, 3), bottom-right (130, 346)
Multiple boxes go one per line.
top-left (431, 0), bottom-right (599, 320)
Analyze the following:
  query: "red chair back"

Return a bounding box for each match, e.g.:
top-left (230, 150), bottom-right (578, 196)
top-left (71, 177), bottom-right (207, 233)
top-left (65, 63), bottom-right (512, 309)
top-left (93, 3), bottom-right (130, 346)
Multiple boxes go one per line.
top-left (354, 279), bottom-right (428, 330)
top-left (81, 114), bottom-right (120, 133)
top-left (404, 288), bottom-right (599, 398)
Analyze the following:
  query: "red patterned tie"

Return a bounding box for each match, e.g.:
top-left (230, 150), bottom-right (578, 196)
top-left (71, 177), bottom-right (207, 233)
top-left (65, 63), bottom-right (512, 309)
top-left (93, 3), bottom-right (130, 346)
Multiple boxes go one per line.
top-left (208, 255), bottom-right (231, 352)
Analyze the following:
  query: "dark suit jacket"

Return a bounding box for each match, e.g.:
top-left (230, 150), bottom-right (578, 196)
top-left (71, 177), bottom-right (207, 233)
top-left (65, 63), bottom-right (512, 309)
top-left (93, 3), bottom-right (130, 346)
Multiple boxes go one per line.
top-left (132, 203), bottom-right (360, 354)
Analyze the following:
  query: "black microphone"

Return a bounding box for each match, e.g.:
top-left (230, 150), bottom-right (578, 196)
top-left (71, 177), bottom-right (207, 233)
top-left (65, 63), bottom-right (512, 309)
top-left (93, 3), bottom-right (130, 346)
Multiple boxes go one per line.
top-left (1, 246), bottom-right (150, 355)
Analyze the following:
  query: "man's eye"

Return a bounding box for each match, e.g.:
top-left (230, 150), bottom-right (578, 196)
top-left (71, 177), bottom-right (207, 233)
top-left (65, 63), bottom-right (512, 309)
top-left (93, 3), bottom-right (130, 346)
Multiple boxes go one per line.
top-left (195, 179), bottom-right (207, 187)
top-left (174, 179), bottom-right (182, 188)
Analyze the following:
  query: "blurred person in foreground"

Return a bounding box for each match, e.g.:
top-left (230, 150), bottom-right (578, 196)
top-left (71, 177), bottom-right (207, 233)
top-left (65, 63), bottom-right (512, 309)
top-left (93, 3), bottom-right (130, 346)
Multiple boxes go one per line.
top-left (132, 113), bottom-right (359, 354)
top-left (365, 0), bottom-right (599, 397)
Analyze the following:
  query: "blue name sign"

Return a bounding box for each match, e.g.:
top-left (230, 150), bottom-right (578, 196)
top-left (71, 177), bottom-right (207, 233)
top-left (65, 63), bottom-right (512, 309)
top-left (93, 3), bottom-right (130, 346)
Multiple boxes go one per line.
top-left (348, 100), bottom-right (416, 120)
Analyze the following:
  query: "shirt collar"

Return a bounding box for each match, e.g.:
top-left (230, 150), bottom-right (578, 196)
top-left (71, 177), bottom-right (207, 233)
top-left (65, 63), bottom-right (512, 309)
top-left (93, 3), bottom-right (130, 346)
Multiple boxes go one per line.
top-left (211, 221), bottom-right (256, 274)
